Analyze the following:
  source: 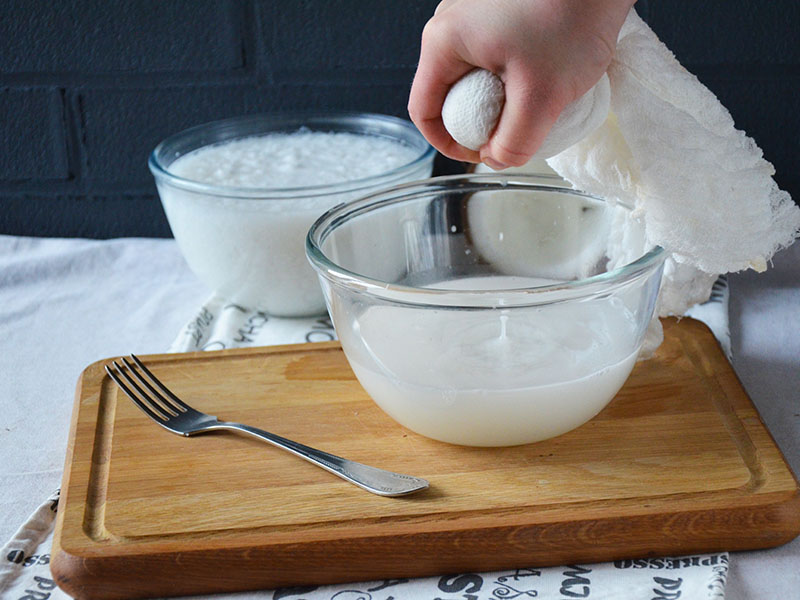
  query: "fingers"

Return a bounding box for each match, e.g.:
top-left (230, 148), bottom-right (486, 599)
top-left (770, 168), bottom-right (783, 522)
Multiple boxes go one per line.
top-left (480, 66), bottom-right (569, 168)
top-left (410, 0), bottom-right (573, 167)
top-left (408, 11), bottom-right (481, 163)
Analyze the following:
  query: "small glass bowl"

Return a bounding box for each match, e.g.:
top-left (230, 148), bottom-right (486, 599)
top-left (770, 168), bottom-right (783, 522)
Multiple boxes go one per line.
top-left (307, 174), bottom-right (665, 446)
top-left (149, 112), bottom-right (435, 317)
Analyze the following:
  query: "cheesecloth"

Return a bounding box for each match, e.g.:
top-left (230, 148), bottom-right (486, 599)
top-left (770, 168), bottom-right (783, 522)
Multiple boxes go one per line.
top-left (444, 8), bottom-right (799, 352)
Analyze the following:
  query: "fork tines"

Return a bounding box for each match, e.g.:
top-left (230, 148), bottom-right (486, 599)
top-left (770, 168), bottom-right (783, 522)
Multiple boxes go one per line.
top-left (105, 355), bottom-right (189, 422)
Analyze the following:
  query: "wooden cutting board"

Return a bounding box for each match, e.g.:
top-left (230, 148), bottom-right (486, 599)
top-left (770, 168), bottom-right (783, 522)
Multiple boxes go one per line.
top-left (51, 318), bottom-right (800, 599)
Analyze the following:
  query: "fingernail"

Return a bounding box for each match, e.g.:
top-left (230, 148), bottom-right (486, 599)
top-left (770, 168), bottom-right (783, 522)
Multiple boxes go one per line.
top-left (481, 157), bottom-right (508, 171)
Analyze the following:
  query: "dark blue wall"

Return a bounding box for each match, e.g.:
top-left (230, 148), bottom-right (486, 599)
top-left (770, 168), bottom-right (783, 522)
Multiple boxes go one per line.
top-left (1, 0), bottom-right (797, 238)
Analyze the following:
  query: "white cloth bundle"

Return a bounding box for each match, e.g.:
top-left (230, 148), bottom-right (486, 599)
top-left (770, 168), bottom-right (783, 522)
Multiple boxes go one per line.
top-left (443, 68), bottom-right (611, 159)
top-left (443, 9), bottom-right (799, 350)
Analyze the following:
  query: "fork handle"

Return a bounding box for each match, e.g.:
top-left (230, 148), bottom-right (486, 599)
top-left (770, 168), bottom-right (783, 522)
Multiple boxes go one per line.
top-left (213, 422), bottom-right (429, 497)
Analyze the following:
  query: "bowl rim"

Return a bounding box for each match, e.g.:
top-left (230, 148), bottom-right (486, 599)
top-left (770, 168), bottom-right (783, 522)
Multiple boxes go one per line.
top-left (306, 173), bottom-right (666, 308)
top-left (148, 111), bottom-right (436, 199)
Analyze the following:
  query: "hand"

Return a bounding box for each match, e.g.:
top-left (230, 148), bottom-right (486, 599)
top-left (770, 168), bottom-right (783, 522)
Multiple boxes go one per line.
top-left (408, 0), bottom-right (634, 168)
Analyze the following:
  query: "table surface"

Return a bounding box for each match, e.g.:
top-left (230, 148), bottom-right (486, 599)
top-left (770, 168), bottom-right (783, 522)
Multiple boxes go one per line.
top-left (1, 233), bottom-right (798, 599)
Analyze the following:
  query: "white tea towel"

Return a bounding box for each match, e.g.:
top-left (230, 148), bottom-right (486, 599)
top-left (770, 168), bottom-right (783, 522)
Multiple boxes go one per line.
top-left (686, 275), bottom-right (733, 361)
top-left (0, 490), bottom-right (67, 600)
top-left (168, 294), bottom-right (337, 352)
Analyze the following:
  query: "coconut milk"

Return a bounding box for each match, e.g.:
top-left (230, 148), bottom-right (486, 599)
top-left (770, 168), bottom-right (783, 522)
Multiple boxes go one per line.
top-left (337, 276), bottom-right (641, 446)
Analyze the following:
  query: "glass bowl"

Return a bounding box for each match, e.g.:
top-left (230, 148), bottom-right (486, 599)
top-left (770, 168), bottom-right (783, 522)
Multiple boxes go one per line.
top-left (149, 112), bottom-right (435, 317)
top-left (306, 174), bottom-right (666, 446)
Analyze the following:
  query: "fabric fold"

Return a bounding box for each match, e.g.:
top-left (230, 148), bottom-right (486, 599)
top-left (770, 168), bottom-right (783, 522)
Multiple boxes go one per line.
top-left (548, 9), bottom-right (799, 323)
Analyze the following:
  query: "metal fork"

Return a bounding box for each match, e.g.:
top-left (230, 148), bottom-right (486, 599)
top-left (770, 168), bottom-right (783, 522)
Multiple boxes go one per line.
top-left (104, 355), bottom-right (429, 497)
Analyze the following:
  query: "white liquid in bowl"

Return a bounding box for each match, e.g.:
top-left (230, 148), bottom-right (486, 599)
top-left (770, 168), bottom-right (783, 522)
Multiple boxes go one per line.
top-left (337, 276), bottom-right (641, 446)
top-left (158, 131), bottom-right (426, 316)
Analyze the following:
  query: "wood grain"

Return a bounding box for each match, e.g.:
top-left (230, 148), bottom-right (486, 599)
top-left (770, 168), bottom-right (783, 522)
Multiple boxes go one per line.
top-left (51, 318), bottom-right (800, 599)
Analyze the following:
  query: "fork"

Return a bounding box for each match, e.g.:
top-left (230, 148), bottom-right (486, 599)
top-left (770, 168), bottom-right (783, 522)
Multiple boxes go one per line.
top-left (104, 355), bottom-right (429, 497)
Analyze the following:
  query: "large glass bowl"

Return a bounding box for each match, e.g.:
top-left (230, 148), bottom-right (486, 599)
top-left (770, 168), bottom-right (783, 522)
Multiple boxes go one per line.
top-left (306, 174), bottom-right (665, 446)
top-left (149, 112), bottom-right (435, 317)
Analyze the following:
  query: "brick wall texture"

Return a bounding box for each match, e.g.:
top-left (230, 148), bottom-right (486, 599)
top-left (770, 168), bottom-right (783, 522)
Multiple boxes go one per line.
top-left (1, 0), bottom-right (798, 238)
